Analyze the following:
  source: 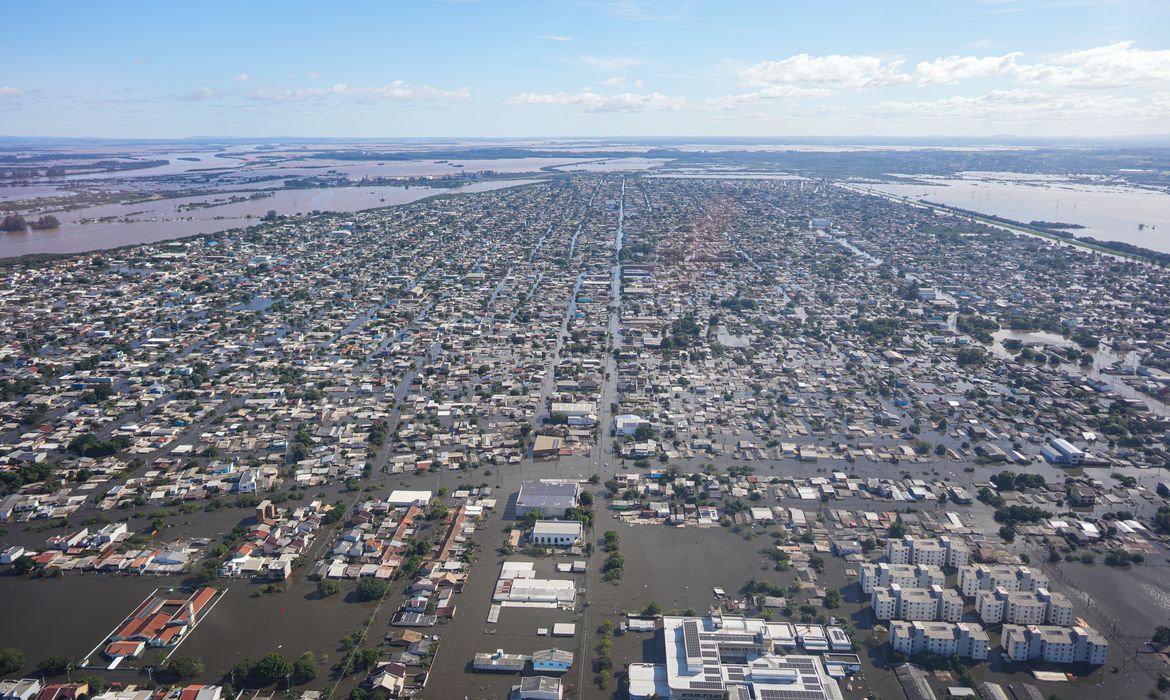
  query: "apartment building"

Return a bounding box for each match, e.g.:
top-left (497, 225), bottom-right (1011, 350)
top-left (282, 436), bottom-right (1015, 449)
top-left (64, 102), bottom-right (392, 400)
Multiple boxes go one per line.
top-left (888, 621), bottom-right (990, 661)
top-left (872, 584), bottom-right (964, 622)
top-left (976, 588), bottom-right (1074, 626)
top-left (859, 562), bottom-right (946, 594)
top-left (886, 535), bottom-right (970, 569)
top-left (1001, 624), bottom-right (1108, 665)
top-left (958, 565), bottom-right (1049, 598)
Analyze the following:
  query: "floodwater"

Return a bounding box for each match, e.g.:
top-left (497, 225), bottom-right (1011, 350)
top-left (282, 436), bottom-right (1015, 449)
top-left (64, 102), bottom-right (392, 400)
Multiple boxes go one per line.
top-left (0, 185), bottom-right (74, 202)
top-left (0, 180), bottom-right (541, 258)
top-left (548, 158), bottom-right (669, 173)
top-left (52, 156), bottom-right (605, 183)
top-left (55, 151), bottom-right (248, 181)
top-left (865, 174), bottom-right (1170, 253)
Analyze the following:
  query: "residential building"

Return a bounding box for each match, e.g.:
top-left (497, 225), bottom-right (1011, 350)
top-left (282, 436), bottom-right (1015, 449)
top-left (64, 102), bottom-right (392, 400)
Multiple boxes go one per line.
top-left (36, 684), bottom-right (89, 700)
top-left (0, 680), bottom-right (43, 700)
top-left (872, 584), bottom-right (963, 622)
top-left (510, 676), bottom-right (562, 700)
top-left (888, 621), bottom-right (990, 660)
top-left (1001, 625), bottom-right (1108, 665)
top-left (859, 562), bottom-right (945, 594)
top-left (958, 565), bottom-right (1049, 598)
top-left (887, 536), bottom-right (970, 568)
top-left (975, 588), bottom-right (1074, 626)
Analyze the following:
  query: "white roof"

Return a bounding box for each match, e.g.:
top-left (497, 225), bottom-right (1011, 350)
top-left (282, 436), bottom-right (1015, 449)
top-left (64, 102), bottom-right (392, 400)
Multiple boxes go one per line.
top-left (387, 490), bottom-right (433, 506)
top-left (533, 521), bottom-right (584, 535)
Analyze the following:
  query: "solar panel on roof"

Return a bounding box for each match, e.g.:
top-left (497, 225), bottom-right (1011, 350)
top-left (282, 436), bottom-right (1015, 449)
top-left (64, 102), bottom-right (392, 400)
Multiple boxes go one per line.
top-left (689, 681), bottom-right (726, 690)
top-left (756, 690), bottom-right (828, 700)
top-left (782, 658), bottom-right (816, 670)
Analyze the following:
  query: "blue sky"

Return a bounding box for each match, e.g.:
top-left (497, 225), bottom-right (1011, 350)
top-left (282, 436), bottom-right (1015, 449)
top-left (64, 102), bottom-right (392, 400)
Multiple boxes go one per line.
top-left (1, 0), bottom-right (1168, 138)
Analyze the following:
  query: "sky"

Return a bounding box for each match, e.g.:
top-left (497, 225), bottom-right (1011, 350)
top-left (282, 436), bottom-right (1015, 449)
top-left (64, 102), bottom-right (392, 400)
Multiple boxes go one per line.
top-left (1, 0), bottom-right (1169, 139)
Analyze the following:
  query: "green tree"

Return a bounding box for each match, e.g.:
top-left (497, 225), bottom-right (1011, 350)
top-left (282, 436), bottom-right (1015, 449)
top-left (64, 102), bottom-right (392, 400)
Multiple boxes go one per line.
top-left (1152, 626), bottom-right (1170, 648)
top-left (12, 556), bottom-right (36, 576)
top-left (642, 602), bottom-right (663, 617)
top-left (341, 648), bottom-right (379, 675)
top-left (292, 652), bottom-right (318, 683)
top-left (0, 647), bottom-right (24, 675)
top-left (317, 578), bottom-right (340, 597)
top-left (356, 577), bottom-right (389, 601)
top-left (251, 652), bottom-right (292, 686)
top-left (163, 656), bottom-right (205, 680)
top-left (37, 656), bottom-right (73, 676)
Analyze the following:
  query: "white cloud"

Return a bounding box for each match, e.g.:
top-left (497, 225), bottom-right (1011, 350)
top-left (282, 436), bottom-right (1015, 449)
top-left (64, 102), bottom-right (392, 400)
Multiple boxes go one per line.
top-left (247, 81), bottom-right (469, 102)
top-left (0, 86), bottom-right (23, 97)
top-left (605, 0), bottom-right (691, 21)
top-left (510, 90), bottom-right (683, 112)
top-left (180, 87), bottom-right (222, 101)
top-left (707, 85), bottom-right (835, 110)
top-left (739, 53), bottom-right (910, 89)
top-left (576, 55), bottom-right (648, 71)
top-left (1016, 41), bottom-right (1170, 87)
top-left (541, 34), bottom-right (573, 42)
top-left (599, 76), bottom-right (646, 90)
top-left (873, 88), bottom-right (1170, 127)
top-left (915, 53), bottom-right (1022, 85)
top-left (235, 73), bottom-right (251, 82)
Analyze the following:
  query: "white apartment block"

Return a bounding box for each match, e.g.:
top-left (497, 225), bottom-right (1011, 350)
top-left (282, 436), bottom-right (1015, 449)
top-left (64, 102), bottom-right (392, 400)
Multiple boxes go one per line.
top-left (886, 536), bottom-right (970, 569)
top-left (975, 588), bottom-right (1074, 626)
top-left (872, 584), bottom-right (963, 622)
top-left (859, 562), bottom-right (946, 594)
top-left (1001, 624), bottom-right (1108, 665)
top-left (888, 621), bottom-right (990, 661)
top-left (958, 565), bottom-right (1049, 598)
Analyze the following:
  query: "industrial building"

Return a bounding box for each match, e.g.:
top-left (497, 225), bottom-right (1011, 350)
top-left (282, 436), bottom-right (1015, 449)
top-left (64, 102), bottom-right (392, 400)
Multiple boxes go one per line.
top-left (1040, 438), bottom-right (1086, 466)
top-left (515, 480), bottom-right (580, 518)
top-left (530, 520), bottom-right (583, 547)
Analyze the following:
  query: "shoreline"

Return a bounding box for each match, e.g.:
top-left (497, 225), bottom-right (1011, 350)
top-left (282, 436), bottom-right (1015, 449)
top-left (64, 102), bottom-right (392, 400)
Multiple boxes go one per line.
top-left (838, 182), bottom-right (1166, 266)
top-left (0, 176), bottom-right (549, 264)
